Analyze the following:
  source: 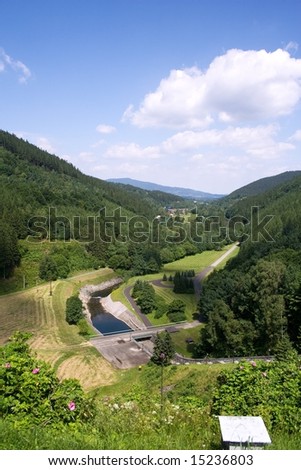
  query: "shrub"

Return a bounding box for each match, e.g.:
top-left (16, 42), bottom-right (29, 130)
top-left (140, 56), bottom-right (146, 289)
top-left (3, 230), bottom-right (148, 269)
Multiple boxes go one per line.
top-left (132, 280), bottom-right (156, 314)
top-left (212, 358), bottom-right (301, 433)
top-left (166, 299), bottom-right (186, 322)
top-left (65, 295), bottom-right (84, 324)
top-left (77, 318), bottom-right (90, 337)
top-left (0, 332), bottom-right (94, 426)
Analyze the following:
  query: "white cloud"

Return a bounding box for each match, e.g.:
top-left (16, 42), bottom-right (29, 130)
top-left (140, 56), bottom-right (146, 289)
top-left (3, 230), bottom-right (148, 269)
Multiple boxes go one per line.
top-left (91, 139), bottom-right (105, 148)
top-left (117, 162), bottom-right (150, 174)
top-left (78, 152), bottom-right (95, 162)
top-left (96, 124), bottom-right (116, 134)
top-left (190, 153), bottom-right (204, 162)
top-left (0, 47), bottom-right (31, 83)
top-left (15, 131), bottom-right (56, 154)
top-left (123, 67), bottom-right (212, 129)
top-left (289, 129), bottom-right (301, 141)
top-left (161, 124), bottom-right (291, 158)
top-left (101, 123), bottom-right (294, 189)
top-left (36, 137), bottom-right (55, 154)
top-left (124, 48), bottom-right (301, 129)
top-left (104, 142), bottom-right (160, 160)
top-left (93, 164), bottom-right (109, 172)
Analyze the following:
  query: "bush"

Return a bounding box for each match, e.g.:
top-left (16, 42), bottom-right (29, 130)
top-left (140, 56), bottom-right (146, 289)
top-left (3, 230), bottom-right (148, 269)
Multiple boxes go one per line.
top-left (65, 296), bottom-right (84, 324)
top-left (39, 255), bottom-right (58, 281)
top-left (0, 332), bottom-right (94, 426)
top-left (77, 318), bottom-right (90, 337)
top-left (132, 280), bottom-right (156, 314)
top-left (167, 299), bottom-right (186, 322)
top-left (212, 358), bottom-right (301, 433)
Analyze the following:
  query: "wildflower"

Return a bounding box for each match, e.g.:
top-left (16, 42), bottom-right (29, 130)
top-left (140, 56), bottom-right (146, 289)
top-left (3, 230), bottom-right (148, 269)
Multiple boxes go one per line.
top-left (239, 366), bottom-right (244, 370)
top-left (32, 368), bottom-right (40, 374)
top-left (123, 401), bottom-right (134, 410)
top-left (112, 403), bottom-right (119, 410)
top-left (68, 401), bottom-right (76, 411)
top-left (4, 363), bottom-right (11, 368)
top-left (262, 372), bottom-right (267, 378)
top-left (250, 361), bottom-right (257, 367)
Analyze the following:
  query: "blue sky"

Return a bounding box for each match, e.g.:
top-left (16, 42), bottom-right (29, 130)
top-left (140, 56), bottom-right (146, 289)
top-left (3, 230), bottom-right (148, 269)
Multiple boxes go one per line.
top-left (1, 0), bottom-right (301, 194)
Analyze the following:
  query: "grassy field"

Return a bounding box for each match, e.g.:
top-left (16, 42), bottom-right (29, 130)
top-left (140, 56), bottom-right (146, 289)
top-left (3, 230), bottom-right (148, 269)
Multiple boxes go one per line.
top-left (112, 244), bottom-right (239, 325)
top-left (162, 245), bottom-right (235, 273)
top-left (148, 289), bottom-right (197, 324)
top-left (0, 268), bottom-right (118, 390)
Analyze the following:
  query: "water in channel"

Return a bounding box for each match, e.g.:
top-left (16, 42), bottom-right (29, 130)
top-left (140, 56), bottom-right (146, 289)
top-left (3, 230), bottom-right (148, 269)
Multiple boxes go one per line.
top-left (88, 286), bottom-right (132, 335)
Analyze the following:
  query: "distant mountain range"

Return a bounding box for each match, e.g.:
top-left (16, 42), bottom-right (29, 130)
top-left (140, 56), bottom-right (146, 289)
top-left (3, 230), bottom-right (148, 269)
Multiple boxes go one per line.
top-left (106, 178), bottom-right (225, 200)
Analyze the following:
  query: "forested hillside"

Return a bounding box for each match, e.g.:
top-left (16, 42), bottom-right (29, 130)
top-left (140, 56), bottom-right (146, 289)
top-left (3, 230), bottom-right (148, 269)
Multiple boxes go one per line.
top-left (0, 130), bottom-right (223, 289)
top-left (0, 130), bottom-right (185, 282)
top-left (223, 170), bottom-right (301, 202)
top-left (197, 174), bottom-right (301, 357)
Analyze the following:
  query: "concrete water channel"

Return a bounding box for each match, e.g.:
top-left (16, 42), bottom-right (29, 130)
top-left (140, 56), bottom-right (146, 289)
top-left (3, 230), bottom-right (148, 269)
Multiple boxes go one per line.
top-left (86, 244), bottom-right (240, 369)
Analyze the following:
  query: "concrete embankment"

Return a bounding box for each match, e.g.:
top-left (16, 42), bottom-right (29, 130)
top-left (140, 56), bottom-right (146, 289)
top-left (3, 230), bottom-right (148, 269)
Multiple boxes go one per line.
top-left (79, 278), bottom-right (123, 322)
top-left (79, 277), bottom-right (145, 332)
top-left (100, 295), bottom-right (146, 331)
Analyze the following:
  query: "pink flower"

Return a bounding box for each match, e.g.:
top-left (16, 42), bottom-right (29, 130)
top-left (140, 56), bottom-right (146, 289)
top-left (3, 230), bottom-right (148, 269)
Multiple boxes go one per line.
top-left (32, 368), bottom-right (40, 374)
top-left (4, 363), bottom-right (11, 368)
top-left (68, 401), bottom-right (76, 411)
top-left (250, 361), bottom-right (257, 367)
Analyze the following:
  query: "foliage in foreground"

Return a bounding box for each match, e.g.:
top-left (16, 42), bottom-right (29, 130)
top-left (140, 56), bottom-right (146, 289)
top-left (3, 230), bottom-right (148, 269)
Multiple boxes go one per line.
top-left (1, 332), bottom-right (301, 449)
top-left (212, 355), bottom-right (301, 434)
top-left (0, 332), bottom-right (94, 426)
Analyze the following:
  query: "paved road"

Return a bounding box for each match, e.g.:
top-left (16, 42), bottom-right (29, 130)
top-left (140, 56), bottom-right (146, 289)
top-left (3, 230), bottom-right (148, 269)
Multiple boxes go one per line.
top-left (193, 243), bottom-right (239, 300)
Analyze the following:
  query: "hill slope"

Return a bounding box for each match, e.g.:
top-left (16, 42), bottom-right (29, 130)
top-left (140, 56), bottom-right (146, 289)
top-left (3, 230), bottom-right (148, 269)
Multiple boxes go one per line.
top-left (0, 130), bottom-right (176, 235)
top-left (197, 171), bottom-right (301, 358)
top-left (0, 130), bottom-right (178, 285)
top-left (224, 170), bottom-right (301, 201)
top-left (107, 177), bottom-right (225, 200)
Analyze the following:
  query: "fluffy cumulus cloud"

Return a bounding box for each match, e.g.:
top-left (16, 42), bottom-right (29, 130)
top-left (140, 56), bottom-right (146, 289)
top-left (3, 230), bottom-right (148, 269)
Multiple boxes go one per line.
top-left (161, 125), bottom-right (295, 158)
top-left (0, 47), bottom-right (31, 83)
top-left (96, 124), bottom-right (116, 134)
top-left (124, 48), bottom-right (301, 129)
top-left (86, 48), bottom-right (301, 192)
top-left (104, 142), bottom-right (160, 160)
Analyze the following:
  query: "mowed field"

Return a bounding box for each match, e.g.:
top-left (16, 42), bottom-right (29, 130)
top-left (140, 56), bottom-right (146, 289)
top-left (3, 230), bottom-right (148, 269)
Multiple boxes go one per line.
top-left (0, 268), bottom-right (118, 390)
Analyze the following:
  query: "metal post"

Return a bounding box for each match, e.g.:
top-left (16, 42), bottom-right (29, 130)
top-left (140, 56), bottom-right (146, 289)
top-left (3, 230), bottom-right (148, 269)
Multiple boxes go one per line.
top-left (160, 352), bottom-right (165, 421)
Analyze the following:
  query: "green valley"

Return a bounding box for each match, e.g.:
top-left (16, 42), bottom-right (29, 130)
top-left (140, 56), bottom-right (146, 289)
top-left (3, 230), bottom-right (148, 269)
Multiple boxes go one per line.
top-left (1, 130), bottom-right (301, 450)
